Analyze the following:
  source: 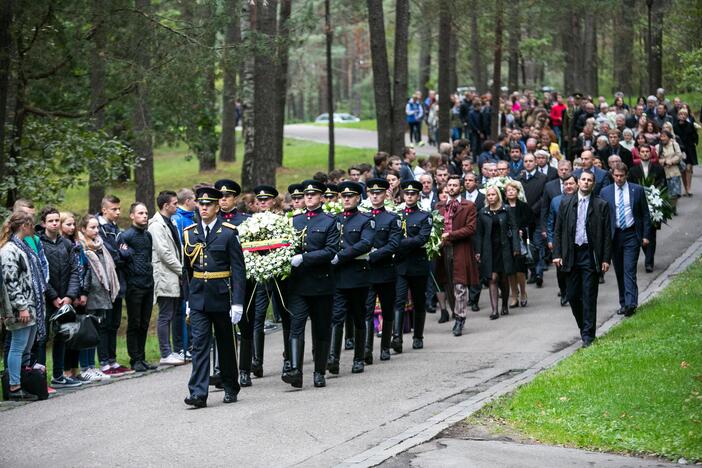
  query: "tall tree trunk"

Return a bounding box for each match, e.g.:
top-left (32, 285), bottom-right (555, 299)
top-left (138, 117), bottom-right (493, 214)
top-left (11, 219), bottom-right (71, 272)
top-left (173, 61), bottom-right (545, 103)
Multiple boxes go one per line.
top-left (197, 2), bottom-right (218, 172)
top-left (350, 27), bottom-right (362, 117)
top-left (469, 0), bottom-right (486, 93)
top-left (132, 0), bottom-right (154, 213)
top-left (562, 10), bottom-right (579, 94)
top-left (88, 0), bottom-right (107, 213)
top-left (240, 0), bottom-right (255, 180)
top-left (0, 0), bottom-right (13, 194)
top-left (507, 0), bottom-right (519, 93)
top-left (437, 0), bottom-right (451, 143)
top-left (366, 0), bottom-right (393, 154)
top-left (649, 0), bottom-right (664, 92)
top-left (417, 12), bottom-right (432, 97)
top-left (490, 0), bottom-right (503, 139)
top-left (392, 0), bottom-right (409, 155)
top-left (244, 0), bottom-right (277, 188)
top-left (274, 0), bottom-right (291, 167)
top-left (220, 0), bottom-right (240, 162)
top-left (448, 26), bottom-right (457, 99)
top-left (583, 10), bottom-right (597, 97)
top-left (325, 0), bottom-right (335, 170)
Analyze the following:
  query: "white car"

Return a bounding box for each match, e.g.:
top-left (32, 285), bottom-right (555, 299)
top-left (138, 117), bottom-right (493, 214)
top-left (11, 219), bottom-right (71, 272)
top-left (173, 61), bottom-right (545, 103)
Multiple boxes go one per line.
top-left (314, 113), bottom-right (361, 123)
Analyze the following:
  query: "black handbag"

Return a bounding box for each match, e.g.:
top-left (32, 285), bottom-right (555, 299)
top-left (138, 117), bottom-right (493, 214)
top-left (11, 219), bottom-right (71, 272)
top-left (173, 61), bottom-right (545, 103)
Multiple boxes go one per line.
top-left (63, 314), bottom-right (100, 350)
top-left (521, 228), bottom-right (537, 267)
top-left (2, 367), bottom-right (49, 401)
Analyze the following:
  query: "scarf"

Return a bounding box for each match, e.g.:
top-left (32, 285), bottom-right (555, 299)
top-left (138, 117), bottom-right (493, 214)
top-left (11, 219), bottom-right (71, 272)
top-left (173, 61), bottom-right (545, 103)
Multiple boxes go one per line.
top-left (11, 234), bottom-right (47, 339)
top-left (443, 199), bottom-right (460, 234)
top-left (79, 233), bottom-right (120, 302)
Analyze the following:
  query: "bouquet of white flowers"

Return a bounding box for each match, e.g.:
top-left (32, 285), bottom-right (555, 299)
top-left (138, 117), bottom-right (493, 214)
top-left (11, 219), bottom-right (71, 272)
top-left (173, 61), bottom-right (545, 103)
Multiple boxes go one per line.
top-left (238, 211), bottom-right (300, 283)
top-left (322, 200), bottom-right (343, 215)
top-left (480, 176), bottom-right (527, 203)
top-left (642, 182), bottom-right (673, 225)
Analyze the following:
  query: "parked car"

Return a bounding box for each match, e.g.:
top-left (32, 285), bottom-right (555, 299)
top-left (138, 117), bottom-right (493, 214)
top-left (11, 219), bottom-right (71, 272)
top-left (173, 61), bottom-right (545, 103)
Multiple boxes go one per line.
top-left (314, 113), bottom-right (361, 123)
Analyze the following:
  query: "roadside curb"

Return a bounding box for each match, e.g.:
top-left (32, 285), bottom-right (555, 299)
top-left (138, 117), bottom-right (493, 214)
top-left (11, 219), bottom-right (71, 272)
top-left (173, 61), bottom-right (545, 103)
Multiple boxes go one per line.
top-left (337, 235), bottom-right (702, 467)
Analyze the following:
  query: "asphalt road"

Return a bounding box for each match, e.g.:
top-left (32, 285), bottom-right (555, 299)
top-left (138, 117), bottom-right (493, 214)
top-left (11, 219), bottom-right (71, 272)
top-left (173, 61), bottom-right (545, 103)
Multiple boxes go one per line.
top-left (1, 174), bottom-right (700, 468)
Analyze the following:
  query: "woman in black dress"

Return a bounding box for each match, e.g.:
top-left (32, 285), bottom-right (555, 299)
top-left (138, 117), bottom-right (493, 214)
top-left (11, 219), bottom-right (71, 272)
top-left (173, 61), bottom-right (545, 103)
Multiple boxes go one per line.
top-left (474, 187), bottom-right (521, 319)
top-left (504, 181), bottom-right (531, 308)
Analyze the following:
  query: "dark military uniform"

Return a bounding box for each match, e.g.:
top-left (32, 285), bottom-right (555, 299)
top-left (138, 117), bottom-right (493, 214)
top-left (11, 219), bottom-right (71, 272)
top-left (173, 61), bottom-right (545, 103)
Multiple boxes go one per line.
top-left (283, 180), bottom-right (339, 388)
top-left (364, 203), bottom-right (402, 363)
top-left (393, 182), bottom-right (433, 353)
top-left (183, 189), bottom-right (246, 407)
top-left (328, 182), bottom-right (374, 374)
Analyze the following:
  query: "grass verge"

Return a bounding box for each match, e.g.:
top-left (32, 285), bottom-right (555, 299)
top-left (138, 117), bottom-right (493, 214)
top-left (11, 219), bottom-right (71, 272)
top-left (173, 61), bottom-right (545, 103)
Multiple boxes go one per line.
top-left (471, 257), bottom-right (702, 462)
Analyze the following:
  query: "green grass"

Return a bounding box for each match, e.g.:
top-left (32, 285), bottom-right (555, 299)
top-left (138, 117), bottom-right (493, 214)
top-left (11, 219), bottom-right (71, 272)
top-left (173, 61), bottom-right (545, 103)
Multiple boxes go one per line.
top-left (473, 258), bottom-right (702, 462)
top-left (311, 119), bottom-right (377, 131)
top-left (62, 137), bottom-right (373, 216)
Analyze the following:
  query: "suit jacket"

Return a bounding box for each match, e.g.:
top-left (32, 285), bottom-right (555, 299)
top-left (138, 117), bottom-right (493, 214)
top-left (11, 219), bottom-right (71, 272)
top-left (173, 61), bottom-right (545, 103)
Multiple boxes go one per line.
top-left (537, 165), bottom-right (559, 182)
top-left (462, 190), bottom-right (485, 211)
top-left (540, 178), bottom-right (564, 233)
top-left (600, 182), bottom-right (652, 244)
top-left (553, 194), bottom-right (612, 274)
top-left (518, 171), bottom-right (547, 228)
top-left (573, 167), bottom-right (611, 196)
top-left (628, 162), bottom-right (667, 190)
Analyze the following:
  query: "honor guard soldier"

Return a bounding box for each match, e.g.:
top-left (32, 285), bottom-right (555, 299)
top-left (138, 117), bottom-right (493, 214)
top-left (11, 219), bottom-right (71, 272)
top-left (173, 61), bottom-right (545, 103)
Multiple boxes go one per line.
top-left (215, 179), bottom-right (249, 225)
top-left (288, 183), bottom-right (305, 211)
top-left (327, 181), bottom-right (374, 375)
top-left (323, 184), bottom-right (339, 203)
top-left (183, 187), bottom-right (246, 408)
top-left (363, 178), bottom-right (402, 363)
top-left (250, 185), bottom-right (291, 383)
top-left (284, 180), bottom-right (339, 388)
top-left (393, 180), bottom-right (433, 353)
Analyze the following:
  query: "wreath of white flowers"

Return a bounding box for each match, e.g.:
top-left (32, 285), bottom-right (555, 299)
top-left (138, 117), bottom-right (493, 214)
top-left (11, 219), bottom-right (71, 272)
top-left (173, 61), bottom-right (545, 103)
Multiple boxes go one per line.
top-left (237, 211), bottom-right (300, 283)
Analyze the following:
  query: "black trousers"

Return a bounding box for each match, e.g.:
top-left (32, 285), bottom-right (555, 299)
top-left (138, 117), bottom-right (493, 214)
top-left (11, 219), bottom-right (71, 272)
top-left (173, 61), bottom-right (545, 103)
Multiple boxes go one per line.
top-left (395, 274), bottom-right (428, 338)
top-left (188, 308), bottom-right (239, 399)
top-left (333, 287), bottom-right (369, 329)
top-left (98, 298), bottom-right (123, 365)
top-left (566, 246), bottom-right (599, 344)
top-left (125, 286), bottom-right (153, 366)
top-left (643, 227), bottom-right (657, 268)
top-left (366, 282), bottom-right (396, 323)
top-left (289, 293), bottom-right (332, 373)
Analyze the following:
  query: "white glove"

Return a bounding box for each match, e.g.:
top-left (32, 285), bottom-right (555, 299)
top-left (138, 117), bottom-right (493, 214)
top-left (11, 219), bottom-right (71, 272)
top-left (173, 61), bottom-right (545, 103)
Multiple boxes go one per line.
top-left (291, 254), bottom-right (303, 267)
top-left (230, 304), bottom-right (243, 325)
top-left (185, 302), bottom-right (191, 318)
top-left (331, 254), bottom-right (339, 265)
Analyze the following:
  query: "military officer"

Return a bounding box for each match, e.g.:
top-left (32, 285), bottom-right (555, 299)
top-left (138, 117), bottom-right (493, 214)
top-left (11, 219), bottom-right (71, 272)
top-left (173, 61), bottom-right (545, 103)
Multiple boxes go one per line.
top-left (327, 181), bottom-right (375, 375)
top-left (250, 185), bottom-right (291, 382)
top-left (288, 183), bottom-right (305, 212)
top-left (323, 184), bottom-right (339, 203)
top-left (284, 180), bottom-right (339, 388)
top-left (393, 180), bottom-right (433, 353)
top-left (183, 187), bottom-right (246, 408)
top-left (363, 178), bottom-right (402, 363)
top-left (213, 179), bottom-right (255, 388)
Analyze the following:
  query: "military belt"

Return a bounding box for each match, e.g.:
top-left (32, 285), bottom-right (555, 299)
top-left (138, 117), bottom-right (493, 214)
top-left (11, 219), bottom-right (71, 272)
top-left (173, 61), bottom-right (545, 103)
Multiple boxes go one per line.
top-left (193, 271), bottom-right (231, 280)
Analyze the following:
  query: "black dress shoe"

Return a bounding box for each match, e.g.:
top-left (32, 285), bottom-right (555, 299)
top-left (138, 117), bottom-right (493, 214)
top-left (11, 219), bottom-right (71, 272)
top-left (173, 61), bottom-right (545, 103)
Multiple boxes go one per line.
top-left (391, 336), bottom-right (403, 354)
top-left (380, 348), bottom-right (391, 361)
top-left (624, 306), bottom-right (637, 317)
top-left (645, 265), bottom-right (653, 273)
top-left (412, 338), bottom-right (423, 349)
top-left (327, 358), bottom-right (340, 375)
top-left (251, 361), bottom-right (263, 378)
top-left (132, 361), bottom-right (148, 373)
top-left (616, 307), bottom-right (625, 315)
top-left (344, 338), bottom-right (354, 350)
top-left (239, 371), bottom-right (252, 387)
top-left (535, 276), bottom-right (543, 288)
top-left (141, 361), bottom-right (158, 370)
top-left (313, 372), bottom-right (326, 387)
top-left (223, 391), bottom-right (238, 404)
top-left (489, 312), bottom-right (499, 320)
top-left (438, 309), bottom-right (450, 323)
top-left (471, 303), bottom-right (480, 312)
top-left (351, 360), bottom-right (365, 373)
top-left (184, 395), bottom-right (207, 408)
top-left (364, 351), bottom-right (373, 365)
top-left (500, 307), bottom-right (509, 316)
top-left (560, 297), bottom-right (569, 307)
top-left (282, 369), bottom-right (303, 388)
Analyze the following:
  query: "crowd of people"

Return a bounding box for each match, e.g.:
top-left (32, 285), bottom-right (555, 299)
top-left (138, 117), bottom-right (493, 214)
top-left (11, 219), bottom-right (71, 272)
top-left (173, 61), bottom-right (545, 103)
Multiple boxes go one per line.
top-left (0, 89), bottom-right (697, 406)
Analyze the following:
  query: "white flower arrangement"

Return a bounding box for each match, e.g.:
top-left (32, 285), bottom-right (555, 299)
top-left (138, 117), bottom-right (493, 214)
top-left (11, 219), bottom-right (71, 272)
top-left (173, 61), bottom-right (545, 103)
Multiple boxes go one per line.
top-left (322, 200), bottom-right (343, 215)
top-left (238, 211), bottom-right (300, 283)
top-left (480, 176), bottom-right (527, 203)
top-left (643, 184), bottom-right (672, 225)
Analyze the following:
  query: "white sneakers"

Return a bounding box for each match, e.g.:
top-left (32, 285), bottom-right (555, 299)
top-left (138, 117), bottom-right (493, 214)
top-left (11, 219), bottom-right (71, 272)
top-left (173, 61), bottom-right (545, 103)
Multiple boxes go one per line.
top-left (81, 367), bottom-right (111, 382)
top-left (159, 353), bottom-right (186, 366)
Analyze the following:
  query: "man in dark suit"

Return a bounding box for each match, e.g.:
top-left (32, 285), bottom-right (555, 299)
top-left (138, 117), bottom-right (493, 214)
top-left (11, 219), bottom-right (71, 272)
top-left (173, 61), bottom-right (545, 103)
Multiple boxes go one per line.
top-left (553, 171), bottom-right (612, 347)
top-left (183, 187), bottom-right (246, 408)
top-left (461, 172), bottom-right (485, 210)
top-left (418, 173), bottom-right (438, 212)
top-left (534, 150), bottom-right (559, 181)
top-left (601, 163), bottom-right (651, 316)
top-left (540, 160), bottom-right (572, 239)
top-left (519, 153), bottom-right (547, 286)
top-left (605, 130), bottom-right (633, 169)
top-left (573, 150), bottom-right (611, 196)
top-left (627, 144), bottom-right (666, 272)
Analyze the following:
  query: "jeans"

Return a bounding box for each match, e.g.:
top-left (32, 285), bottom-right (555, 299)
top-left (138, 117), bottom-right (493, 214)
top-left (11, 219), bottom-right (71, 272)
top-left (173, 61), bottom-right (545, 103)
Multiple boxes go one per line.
top-left (80, 348), bottom-right (96, 369)
top-left (157, 296), bottom-right (181, 358)
top-left (125, 287), bottom-right (154, 366)
top-left (98, 299), bottom-right (122, 366)
top-left (8, 325), bottom-right (37, 386)
top-left (408, 121), bottom-right (422, 144)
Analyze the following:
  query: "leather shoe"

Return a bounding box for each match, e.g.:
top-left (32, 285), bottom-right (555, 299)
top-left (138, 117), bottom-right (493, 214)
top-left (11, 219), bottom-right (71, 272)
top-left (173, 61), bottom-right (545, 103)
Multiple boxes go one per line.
top-left (132, 361), bottom-right (148, 373)
top-left (616, 307), bottom-right (625, 315)
top-left (239, 371), bottom-right (252, 387)
top-left (351, 360), bottom-right (365, 373)
top-left (141, 360), bottom-right (158, 370)
top-left (500, 307), bottom-right (509, 316)
top-left (645, 265), bottom-right (653, 273)
top-left (438, 309), bottom-right (450, 323)
top-left (313, 372), bottom-right (326, 387)
top-left (223, 390), bottom-right (238, 404)
top-left (560, 297), bottom-right (569, 307)
top-left (327, 358), bottom-right (340, 375)
top-left (364, 350), bottom-right (373, 365)
top-left (489, 312), bottom-right (499, 320)
top-left (184, 395), bottom-right (207, 409)
top-left (624, 306), bottom-right (637, 317)
top-left (412, 338), bottom-right (423, 349)
top-left (344, 338), bottom-right (354, 350)
top-left (535, 276), bottom-right (543, 288)
top-left (380, 348), bottom-right (391, 361)
top-left (282, 369), bottom-right (303, 388)
top-left (471, 303), bottom-right (480, 312)
top-left (391, 336), bottom-right (402, 354)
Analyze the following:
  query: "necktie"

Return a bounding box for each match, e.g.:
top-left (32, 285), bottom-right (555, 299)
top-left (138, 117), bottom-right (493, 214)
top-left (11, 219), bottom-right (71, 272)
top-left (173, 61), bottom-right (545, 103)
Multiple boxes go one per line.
top-left (560, 181), bottom-right (564, 194)
top-left (205, 226), bottom-right (211, 239)
top-left (576, 198), bottom-right (587, 245)
top-left (618, 187), bottom-right (627, 229)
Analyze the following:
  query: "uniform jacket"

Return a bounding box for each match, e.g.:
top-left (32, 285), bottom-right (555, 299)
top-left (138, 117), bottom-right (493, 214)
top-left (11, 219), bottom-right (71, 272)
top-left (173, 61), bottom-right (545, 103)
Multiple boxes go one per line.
top-left (334, 210), bottom-right (374, 289)
top-left (436, 199), bottom-right (479, 286)
top-left (39, 233), bottom-right (81, 302)
top-left (367, 207), bottom-right (401, 284)
top-left (148, 213), bottom-right (183, 299)
top-left (553, 194), bottom-right (612, 274)
top-left (219, 209), bottom-right (250, 226)
top-left (289, 207), bottom-right (339, 296)
top-left (474, 205), bottom-right (520, 279)
top-left (395, 205), bottom-right (432, 277)
top-left (183, 218), bottom-right (246, 311)
top-left (600, 182), bottom-right (652, 244)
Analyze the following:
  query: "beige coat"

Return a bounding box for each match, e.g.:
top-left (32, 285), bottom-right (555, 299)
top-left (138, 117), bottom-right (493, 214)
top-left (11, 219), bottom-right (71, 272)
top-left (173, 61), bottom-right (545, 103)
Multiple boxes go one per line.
top-left (659, 140), bottom-right (683, 179)
top-left (148, 213), bottom-right (183, 299)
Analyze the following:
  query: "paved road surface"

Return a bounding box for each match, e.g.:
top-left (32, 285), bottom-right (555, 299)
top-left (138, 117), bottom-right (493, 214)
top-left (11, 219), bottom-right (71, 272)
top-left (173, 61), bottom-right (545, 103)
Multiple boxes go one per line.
top-left (284, 124), bottom-right (437, 155)
top-left (1, 174), bottom-right (700, 468)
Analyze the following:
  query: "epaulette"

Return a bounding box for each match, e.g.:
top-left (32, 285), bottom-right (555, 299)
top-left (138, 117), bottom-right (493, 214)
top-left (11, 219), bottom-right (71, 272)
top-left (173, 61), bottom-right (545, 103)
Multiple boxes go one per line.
top-left (184, 224), bottom-right (196, 231)
top-left (222, 222), bottom-right (238, 230)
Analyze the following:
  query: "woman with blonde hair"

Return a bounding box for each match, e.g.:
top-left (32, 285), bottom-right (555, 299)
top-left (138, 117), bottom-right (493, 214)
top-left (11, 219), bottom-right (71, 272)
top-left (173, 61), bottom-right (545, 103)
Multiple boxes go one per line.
top-left (503, 181), bottom-right (531, 308)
